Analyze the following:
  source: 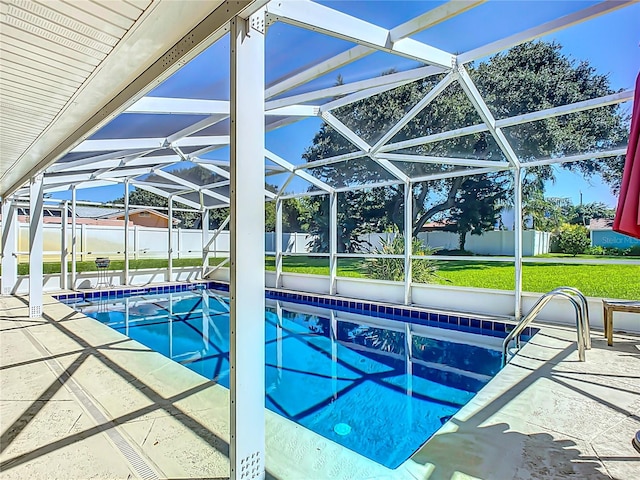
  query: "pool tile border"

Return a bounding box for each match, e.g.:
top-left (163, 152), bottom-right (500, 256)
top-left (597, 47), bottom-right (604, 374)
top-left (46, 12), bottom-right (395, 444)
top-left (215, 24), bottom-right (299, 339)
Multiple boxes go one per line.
top-left (53, 281), bottom-right (536, 340)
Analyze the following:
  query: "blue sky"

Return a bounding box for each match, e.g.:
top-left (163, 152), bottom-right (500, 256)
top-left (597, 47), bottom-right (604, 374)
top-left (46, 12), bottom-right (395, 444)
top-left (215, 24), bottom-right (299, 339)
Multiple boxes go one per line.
top-left (57, 1), bottom-right (640, 208)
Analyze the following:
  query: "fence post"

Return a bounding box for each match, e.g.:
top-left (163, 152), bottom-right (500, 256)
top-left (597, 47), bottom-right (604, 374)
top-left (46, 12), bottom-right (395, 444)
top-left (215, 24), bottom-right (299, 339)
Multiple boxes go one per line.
top-left (80, 223), bottom-right (86, 262)
top-left (133, 225), bottom-right (139, 260)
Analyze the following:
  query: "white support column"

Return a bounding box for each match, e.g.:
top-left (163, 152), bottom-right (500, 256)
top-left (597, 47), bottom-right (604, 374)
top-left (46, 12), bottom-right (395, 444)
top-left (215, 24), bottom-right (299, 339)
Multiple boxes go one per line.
top-left (229, 13), bottom-right (266, 480)
top-left (29, 174), bottom-right (44, 318)
top-left (275, 198), bottom-right (283, 288)
top-left (201, 207), bottom-right (209, 279)
top-left (404, 182), bottom-right (413, 305)
top-left (514, 167), bottom-right (524, 320)
top-left (1, 198), bottom-right (18, 295)
top-left (124, 179), bottom-right (130, 285)
top-left (71, 187), bottom-right (77, 290)
top-left (329, 192), bottom-right (338, 295)
top-left (168, 196), bottom-right (174, 282)
top-left (61, 201), bottom-right (69, 290)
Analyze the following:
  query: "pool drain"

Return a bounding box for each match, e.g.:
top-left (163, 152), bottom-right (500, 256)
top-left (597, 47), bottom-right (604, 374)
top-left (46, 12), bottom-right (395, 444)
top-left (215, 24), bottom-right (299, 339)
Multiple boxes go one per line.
top-left (334, 423), bottom-right (352, 435)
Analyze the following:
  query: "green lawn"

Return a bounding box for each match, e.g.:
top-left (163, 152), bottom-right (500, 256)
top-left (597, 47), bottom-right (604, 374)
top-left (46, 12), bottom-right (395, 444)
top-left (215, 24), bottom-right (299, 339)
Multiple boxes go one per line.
top-left (266, 256), bottom-right (639, 300)
top-left (12, 257), bottom-right (226, 275)
top-left (6, 255), bottom-right (639, 300)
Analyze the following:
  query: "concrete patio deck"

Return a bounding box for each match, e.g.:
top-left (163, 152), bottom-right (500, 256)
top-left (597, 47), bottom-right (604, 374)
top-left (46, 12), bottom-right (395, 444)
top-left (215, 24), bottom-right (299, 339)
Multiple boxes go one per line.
top-left (1, 294), bottom-right (639, 479)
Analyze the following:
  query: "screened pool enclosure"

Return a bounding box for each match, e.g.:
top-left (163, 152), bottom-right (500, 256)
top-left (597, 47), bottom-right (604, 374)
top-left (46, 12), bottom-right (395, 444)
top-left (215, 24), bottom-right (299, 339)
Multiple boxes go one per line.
top-left (0, 1), bottom-right (636, 478)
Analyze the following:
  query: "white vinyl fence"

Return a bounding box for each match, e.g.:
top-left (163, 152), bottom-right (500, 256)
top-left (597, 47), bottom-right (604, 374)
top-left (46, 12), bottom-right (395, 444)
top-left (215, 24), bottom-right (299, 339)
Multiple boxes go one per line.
top-left (358, 230), bottom-right (550, 256)
top-left (17, 223), bottom-right (550, 262)
top-left (17, 224), bottom-right (229, 262)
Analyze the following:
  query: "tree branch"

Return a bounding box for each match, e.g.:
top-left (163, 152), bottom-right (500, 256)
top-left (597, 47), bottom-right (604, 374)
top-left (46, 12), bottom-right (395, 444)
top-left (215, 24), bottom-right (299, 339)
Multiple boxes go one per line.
top-left (412, 176), bottom-right (466, 237)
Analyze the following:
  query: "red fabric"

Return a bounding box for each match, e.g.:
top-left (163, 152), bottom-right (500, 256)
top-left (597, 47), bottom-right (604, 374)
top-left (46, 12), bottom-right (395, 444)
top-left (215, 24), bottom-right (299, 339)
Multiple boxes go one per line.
top-left (613, 72), bottom-right (640, 240)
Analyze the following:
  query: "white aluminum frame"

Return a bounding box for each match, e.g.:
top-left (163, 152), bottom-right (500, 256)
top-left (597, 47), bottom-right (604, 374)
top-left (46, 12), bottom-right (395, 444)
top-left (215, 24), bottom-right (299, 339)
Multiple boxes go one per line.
top-left (229, 12), bottom-right (266, 480)
top-left (29, 174), bottom-right (44, 317)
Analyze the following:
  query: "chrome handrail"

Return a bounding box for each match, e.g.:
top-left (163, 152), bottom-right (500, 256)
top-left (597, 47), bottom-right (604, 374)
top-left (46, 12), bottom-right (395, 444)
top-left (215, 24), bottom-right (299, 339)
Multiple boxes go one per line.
top-left (502, 287), bottom-right (590, 366)
top-left (554, 286), bottom-right (591, 350)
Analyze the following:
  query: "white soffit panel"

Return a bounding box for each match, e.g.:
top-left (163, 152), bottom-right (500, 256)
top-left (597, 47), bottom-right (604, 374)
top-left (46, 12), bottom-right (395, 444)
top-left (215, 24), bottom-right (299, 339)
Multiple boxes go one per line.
top-left (0, 0), bottom-right (258, 197)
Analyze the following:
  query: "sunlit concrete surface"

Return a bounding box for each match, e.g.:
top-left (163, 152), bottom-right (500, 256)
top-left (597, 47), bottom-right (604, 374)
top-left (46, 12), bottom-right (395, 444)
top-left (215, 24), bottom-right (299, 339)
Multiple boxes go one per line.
top-left (1, 295), bottom-right (639, 479)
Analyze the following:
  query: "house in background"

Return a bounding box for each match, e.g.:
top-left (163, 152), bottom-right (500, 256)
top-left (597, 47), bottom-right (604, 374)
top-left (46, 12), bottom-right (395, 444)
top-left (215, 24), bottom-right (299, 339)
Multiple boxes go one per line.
top-left (79, 206), bottom-right (180, 228)
top-left (589, 218), bottom-right (640, 248)
top-left (14, 206), bottom-right (180, 228)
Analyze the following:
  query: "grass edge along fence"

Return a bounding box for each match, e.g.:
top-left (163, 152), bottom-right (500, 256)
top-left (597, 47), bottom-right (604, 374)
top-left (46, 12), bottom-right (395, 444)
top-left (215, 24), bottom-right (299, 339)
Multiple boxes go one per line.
top-left (5, 255), bottom-right (638, 300)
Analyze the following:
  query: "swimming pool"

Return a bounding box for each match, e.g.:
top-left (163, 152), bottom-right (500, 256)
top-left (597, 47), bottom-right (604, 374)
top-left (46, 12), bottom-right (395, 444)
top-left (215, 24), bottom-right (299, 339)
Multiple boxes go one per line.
top-left (71, 288), bottom-right (507, 469)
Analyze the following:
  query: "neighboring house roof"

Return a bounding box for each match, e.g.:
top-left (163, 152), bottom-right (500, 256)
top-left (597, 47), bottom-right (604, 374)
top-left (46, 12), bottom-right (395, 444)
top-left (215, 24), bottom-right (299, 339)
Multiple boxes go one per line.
top-left (104, 208), bottom-right (168, 220)
top-left (104, 208), bottom-right (180, 225)
top-left (421, 221), bottom-right (456, 230)
top-left (589, 218), bottom-right (615, 230)
top-left (73, 206), bottom-right (122, 218)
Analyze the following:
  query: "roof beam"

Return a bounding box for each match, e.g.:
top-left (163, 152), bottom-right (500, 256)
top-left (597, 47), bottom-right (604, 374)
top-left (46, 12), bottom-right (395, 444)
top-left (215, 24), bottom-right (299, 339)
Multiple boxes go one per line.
top-left (523, 147), bottom-right (627, 168)
top-left (381, 89), bottom-right (634, 153)
top-left (371, 72), bottom-right (455, 153)
top-left (379, 153), bottom-right (511, 169)
top-left (72, 135), bottom-right (230, 153)
top-left (321, 111), bottom-right (411, 184)
top-left (268, 64), bottom-right (444, 111)
top-left (46, 149), bottom-right (155, 173)
top-left (127, 97), bottom-right (319, 117)
top-left (131, 180), bottom-right (202, 210)
top-left (152, 168), bottom-right (230, 204)
top-left (265, 0), bottom-right (483, 99)
top-left (298, 150), bottom-right (368, 171)
top-left (411, 166), bottom-right (511, 184)
top-left (265, 150), bottom-right (335, 193)
top-left (456, 65), bottom-right (521, 169)
top-left (265, 0), bottom-right (455, 69)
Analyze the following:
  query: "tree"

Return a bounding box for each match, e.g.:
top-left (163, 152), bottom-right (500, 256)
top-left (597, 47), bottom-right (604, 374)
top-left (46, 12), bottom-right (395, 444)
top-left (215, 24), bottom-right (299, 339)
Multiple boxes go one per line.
top-left (264, 197), bottom-right (312, 232)
top-left (303, 41), bottom-right (628, 250)
top-left (449, 174), bottom-right (509, 250)
top-left (525, 195), bottom-right (573, 231)
top-left (569, 202), bottom-right (615, 226)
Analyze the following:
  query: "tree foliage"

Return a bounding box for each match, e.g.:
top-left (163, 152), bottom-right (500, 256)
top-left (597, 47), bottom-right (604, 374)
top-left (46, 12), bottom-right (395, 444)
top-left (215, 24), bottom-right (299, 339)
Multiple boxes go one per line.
top-left (526, 196), bottom-right (616, 232)
top-left (303, 41), bottom-right (628, 251)
top-left (448, 174), bottom-right (509, 250)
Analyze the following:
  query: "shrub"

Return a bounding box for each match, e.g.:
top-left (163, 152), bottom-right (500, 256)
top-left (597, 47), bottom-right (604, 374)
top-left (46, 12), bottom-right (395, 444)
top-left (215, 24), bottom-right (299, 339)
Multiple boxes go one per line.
top-left (627, 245), bottom-right (640, 256)
top-left (365, 235), bottom-right (439, 283)
top-left (555, 223), bottom-right (590, 256)
top-left (585, 246), bottom-right (606, 256)
top-left (584, 245), bottom-right (640, 257)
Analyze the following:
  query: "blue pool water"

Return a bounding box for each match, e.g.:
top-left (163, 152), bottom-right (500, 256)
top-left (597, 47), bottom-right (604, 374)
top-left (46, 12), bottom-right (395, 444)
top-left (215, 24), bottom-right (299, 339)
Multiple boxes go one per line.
top-left (74, 289), bottom-right (503, 468)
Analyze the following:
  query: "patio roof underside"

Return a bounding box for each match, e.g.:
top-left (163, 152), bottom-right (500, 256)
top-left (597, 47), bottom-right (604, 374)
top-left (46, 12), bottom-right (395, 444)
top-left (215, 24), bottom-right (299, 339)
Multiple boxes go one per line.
top-left (13, 0), bottom-right (635, 209)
